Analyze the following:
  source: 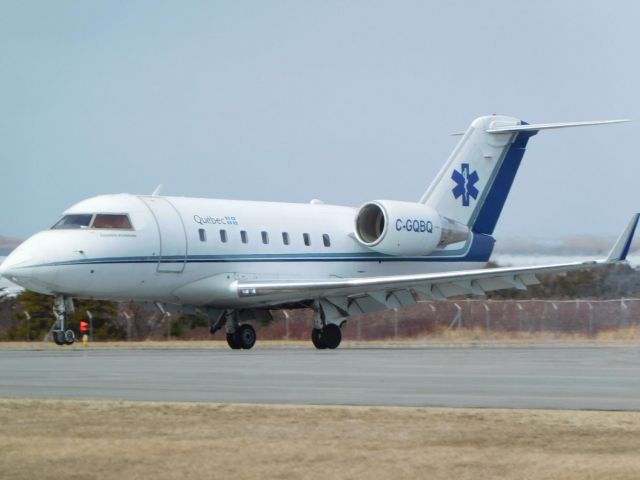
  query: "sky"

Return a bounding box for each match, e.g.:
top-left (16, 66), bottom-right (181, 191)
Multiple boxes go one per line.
top-left (1, 0), bottom-right (638, 244)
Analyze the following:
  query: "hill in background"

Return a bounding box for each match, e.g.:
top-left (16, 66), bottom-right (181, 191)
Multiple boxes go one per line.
top-left (0, 236), bottom-right (22, 256)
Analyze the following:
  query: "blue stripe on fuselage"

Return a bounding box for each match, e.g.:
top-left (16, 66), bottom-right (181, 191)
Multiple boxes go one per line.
top-left (42, 233), bottom-right (495, 267)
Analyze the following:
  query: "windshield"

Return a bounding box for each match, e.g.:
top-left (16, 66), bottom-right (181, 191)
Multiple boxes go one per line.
top-left (51, 214), bottom-right (93, 229)
top-left (92, 214), bottom-right (132, 229)
top-left (51, 213), bottom-right (134, 230)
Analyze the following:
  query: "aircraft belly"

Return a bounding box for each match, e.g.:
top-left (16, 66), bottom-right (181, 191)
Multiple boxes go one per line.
top-left (172, 272), bottom-right (237, 305)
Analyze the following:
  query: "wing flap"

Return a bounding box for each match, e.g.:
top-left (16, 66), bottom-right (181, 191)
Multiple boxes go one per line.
top-left (350, 296), bottom-right (387, 315)
top-left (236, 260), bottom-right (592, 300)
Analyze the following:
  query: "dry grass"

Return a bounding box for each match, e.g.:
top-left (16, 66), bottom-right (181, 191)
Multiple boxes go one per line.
top-left (0, 340), bottom-right (234, 350)
top-left (412, 325), bottom-right (640, 345)
top-left (2, 326), bottom-right (640, 351)
top-left (1, 399), bottom-right (640, 480)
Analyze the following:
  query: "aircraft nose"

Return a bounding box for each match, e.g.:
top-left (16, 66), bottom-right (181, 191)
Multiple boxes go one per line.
top-left (0, 245), bottom-right (39, 283)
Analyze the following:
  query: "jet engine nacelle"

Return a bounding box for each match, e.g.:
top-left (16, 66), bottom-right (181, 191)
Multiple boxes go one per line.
top-left (354, 200), bottom-right (469, 256)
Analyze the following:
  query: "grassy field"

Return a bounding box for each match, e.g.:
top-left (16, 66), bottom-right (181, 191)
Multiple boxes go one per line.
top-left (2, 328), bottom-right (640, 350)
top-left (1, 399), bottom-right (640, 480)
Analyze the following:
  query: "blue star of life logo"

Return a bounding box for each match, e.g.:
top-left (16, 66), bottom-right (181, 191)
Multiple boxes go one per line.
top-left (451, 163), bottom-right (479, 207)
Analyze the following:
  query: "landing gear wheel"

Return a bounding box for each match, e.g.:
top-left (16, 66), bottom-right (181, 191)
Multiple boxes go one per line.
top-left (63, 330), bottom-right (75, 345)
top-left (51, 296), bottom-right (75, 347)
top-left (237, 324), bottom-right (256, 350)
top-left (322, 324), bottom-right (342, 349)
top-left (226, 332), bottom-right (242, 350)
top-left (311, 328), bottom-right (326, 349)
top-left (53, 331), bottom-right (65, 346)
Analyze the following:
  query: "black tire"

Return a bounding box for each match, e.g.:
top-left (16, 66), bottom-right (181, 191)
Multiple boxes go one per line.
top-left (311, 328), bottom-right (326, 349)
top-left (226, 332), bottom-right (242, 349)
top-left (321, 324), bottom-right (342, 349)
top-left (237, 324), bottom-right (256, 350)
top-left (64, 329), bottom-right (75, 345)
top-left (53, 331), bottom-right (65, 346)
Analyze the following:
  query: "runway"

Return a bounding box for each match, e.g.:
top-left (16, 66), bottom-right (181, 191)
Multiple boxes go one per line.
top-left (1, 346), bottom-right (639, 410)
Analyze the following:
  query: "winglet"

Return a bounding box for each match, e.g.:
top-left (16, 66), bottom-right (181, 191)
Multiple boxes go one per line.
top-left (607, 213), bottom-right (640, 262)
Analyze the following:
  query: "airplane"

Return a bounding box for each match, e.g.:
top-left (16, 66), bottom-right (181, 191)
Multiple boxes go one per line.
top-left (0, 115), bottom-right (637, 349)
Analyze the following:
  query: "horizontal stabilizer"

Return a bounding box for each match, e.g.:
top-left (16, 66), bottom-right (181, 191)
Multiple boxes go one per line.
top-left (486, 119), bottom-right (630, 134)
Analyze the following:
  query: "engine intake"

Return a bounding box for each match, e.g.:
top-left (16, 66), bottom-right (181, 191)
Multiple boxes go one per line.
top-left (354, 200), bottom-right (469, 256)
top-left (355, 203), bottom-right (387, 244)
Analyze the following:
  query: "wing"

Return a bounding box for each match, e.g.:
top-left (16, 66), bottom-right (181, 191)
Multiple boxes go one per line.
top-left (235, 214), bottom-right (639, 315)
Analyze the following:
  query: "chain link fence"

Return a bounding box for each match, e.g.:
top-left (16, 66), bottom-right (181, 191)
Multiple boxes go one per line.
top-left (258, 299), bottom-right (640, 341)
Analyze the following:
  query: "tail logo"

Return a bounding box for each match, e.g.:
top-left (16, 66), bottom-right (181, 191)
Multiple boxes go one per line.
top-left (451, 163), bottom-right (479, 207)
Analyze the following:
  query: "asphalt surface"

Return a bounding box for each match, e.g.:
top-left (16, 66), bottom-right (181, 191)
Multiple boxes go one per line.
top-left (1, 346), bottom-right (639, 410)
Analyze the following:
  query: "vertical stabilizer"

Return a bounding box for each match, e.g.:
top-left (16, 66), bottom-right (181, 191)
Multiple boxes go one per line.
top-left (420, 115), bottom-right (536, 235)
top-left (420, 116), bottom-right (628, 235)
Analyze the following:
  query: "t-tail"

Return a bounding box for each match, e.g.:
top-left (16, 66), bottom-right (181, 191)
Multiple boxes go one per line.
top-left (420, 115), bottom-right (629, 236)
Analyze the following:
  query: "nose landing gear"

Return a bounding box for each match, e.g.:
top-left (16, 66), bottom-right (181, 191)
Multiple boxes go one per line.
top-left (52, 329), bottom-right (75, 346)
top-left (51, 295), bottom-right (76, 346)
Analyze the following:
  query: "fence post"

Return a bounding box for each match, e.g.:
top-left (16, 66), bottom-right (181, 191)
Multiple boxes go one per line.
top-left (394, 308), bottom-right (399, 339)
top-left (549, 303), bottom-right (558, 332)
top-left (484, 302), bottom-right (490, 332)
top-left (283, 310), bottom-right (290, 340)
top-left (621, 299), bottom-right (629, 328)
top-left (449, 303), bottom-right (462, 330)
top-left (429, 303), bottom-right (436, 333)
top-left (122, 311), bottom-right (132, 341)
top-left (517, 303), bottom-right (523, 331)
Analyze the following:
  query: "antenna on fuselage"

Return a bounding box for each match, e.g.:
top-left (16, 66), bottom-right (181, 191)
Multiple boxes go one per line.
top-left (151, 184), bottom-right (163, 196)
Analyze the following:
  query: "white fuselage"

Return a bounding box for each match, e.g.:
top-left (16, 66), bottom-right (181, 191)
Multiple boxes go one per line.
top-left (1, 193), bottom-right (490, 308)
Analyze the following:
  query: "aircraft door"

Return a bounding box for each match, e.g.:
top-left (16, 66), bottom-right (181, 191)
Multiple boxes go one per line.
top-left (140, 197), bottom-right (187, 273)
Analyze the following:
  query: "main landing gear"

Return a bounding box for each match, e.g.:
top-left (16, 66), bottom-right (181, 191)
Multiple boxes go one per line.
top-left (311, 324), bottom-right (342, 349)
top-left (226, 324), bottom-right (257, 350)
top-left (209, 306), bottom-right (345, 350)
top-left (311, 301), bottom-right (344, 349)
top-left (51, 295), bottom-right (76, 346)
top-left (210, 310), bottom-right (257, 350)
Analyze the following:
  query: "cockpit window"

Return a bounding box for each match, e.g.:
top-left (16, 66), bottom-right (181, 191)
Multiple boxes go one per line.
top-left (92, 214), bottom-right (133, 229)
top-left (51, 214), bottom-right (93, 229)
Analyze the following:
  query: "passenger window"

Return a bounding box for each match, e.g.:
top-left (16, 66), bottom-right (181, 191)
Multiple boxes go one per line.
top-left (92, 214), bottom-right (133, 229)
top-left (199, 229), bottom-right (206, 242)
top-left (303, 233), bottom-right (311, 246)
top-left (282, 232), bottom-right (290, 245)
top-left (220, 229), bottom-right (228, 243)
top-left (51, 214), bottom-right (93, 229)
top-left (322, 234), bottom-right (331, 247)
top-left (261, 231), bottom-right (269, 244)
top-left (240, 231), bottom-right (248, 244)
